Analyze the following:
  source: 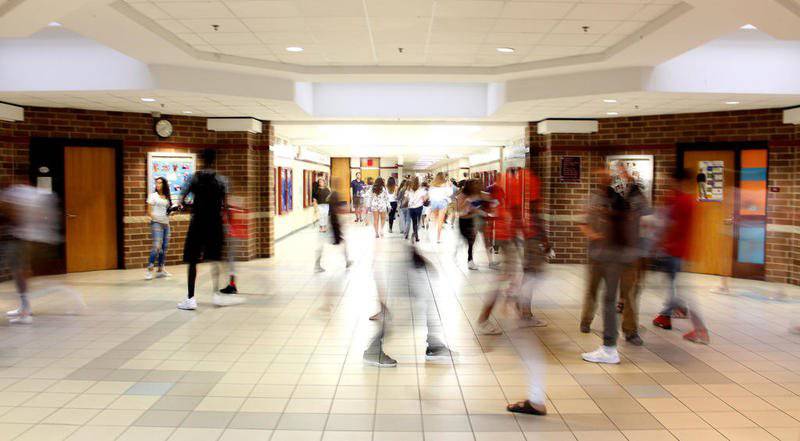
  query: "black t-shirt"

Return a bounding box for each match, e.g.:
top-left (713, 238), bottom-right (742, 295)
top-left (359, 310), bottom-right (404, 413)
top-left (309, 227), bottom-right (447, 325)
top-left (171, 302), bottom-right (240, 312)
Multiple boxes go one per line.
top-left (184, 170), bottom-right (227, 224)
top-left (313, 187), bottom-right (332, 204)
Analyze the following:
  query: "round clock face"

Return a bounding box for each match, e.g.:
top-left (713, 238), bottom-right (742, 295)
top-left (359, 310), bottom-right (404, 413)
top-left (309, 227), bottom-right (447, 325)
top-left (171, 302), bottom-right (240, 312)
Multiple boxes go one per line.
top-left (155, 119), bottom-right (173, 138)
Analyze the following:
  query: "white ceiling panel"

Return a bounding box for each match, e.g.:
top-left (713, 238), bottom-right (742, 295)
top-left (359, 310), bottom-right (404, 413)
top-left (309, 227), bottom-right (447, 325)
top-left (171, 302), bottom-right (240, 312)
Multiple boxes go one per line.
top-left (551, 20), bottom-right (622, 35)
top-left (434, 1), bottom-right (505, 18)
top-left (224, 1), bottom-right (303, 18)
top-left (432, 17), bottom-right (495, 32)
top-left (295, 0), bottom-right (366, 17)
top-left (180, 18), bottom-right (250, 33)
top-left (566, 3), bottom-right (641, 20)
top-left (306, 17), bottom-right (367, 31)
top-left (490, 19), bottom-right (558, 34)
top-left (429, 32), bottom-right (487, 44)
top-left (483, 33), bottom-right (544, 45)
top-left (500, 2), bottom-right (576, 20)
top-left (199, 32), bottom-right (262, 44)
top-left (158, 1), bottom-right (234, 19)
top-left (365, 0), bottom-right (434, 17)
top-left (241, 17), bottom-right (307, 32)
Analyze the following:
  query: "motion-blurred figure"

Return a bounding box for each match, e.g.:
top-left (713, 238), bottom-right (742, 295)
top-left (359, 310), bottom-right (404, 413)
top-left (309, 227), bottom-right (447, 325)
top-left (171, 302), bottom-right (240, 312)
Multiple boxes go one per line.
top-left (0, 184), bottom-right (65, 324)
top-left (312, 176), bottom-right (331, 233)
top-left (581, 161), bottom-right (648, 364)
top-left (455, 179), bottom-right (485, 270)
top-left (350, 172), bottom-right (365, 223)
top-left (363, 244), bottom-right (452, 367)
top-left (219, 194), bottom-right (246, 295)
top-left (315, 180), bottom-right (352, 273)
top-left (177, 148), bottom-right (243, 310)
top-left (652, 168), bottom-right (709, 344)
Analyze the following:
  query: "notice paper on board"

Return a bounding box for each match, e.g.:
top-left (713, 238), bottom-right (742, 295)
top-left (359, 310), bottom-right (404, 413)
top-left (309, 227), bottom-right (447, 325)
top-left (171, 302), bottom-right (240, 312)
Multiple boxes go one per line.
top-left (697, 160), bottom-right (724, 202)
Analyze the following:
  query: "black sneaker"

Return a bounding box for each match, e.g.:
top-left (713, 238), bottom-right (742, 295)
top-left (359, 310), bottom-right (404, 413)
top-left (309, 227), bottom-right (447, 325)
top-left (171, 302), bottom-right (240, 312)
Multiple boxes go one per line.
top-left (580, 323), bottom-right (591, 334)
top-left (363, 351), bottom-right (397, 368)
top-left (425, 346), bottom-right (453, 361)
top-left (625, 333), bottom-right (644, 346)
top-left (220, 284), bottom-right (238, 294)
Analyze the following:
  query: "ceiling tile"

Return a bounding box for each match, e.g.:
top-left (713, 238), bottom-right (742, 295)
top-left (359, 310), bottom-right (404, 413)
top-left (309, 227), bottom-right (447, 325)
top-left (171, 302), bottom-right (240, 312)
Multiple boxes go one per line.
top-left (157, 19), bottom-right (193, 34)
top-left (312, 30), bottom-right (371, 44)
top-left (433, 17), bottom-right (495, 32)
top-left (426, 44), bottom-right (480, 55)
top-left (538, 33), bottom-right (601, 45)
top-left (225, 1), bottom-right (303, 18)
top-left (130, 2), bottom-right (170, 19)
top-left (491, 19), bottom-right (557, 33)
top-left (241, 17), bottom-right (307, 32)
top-left (365, 0), bottom-right (434, 17)
top-left (483, 32), bottom-right (543, 45)
top-left (550, 20), bottom-right (621, 34)
top-left (566, 3), bottom-right (641, 20)
top-left (199, 32), bottom-right (262, 44)
top-left (629, 4), bottom-right (673, 21)
top-left (434, 1), bottom-right (505, 18)
top-left (306, 17), bottom-right (367, 31)
top-left (295, 0), bottom-right (365, 17)
top-left (371, 30), bottom-right (429, 44)
top-left (500, 2), bottom-right (575, 20)
top-left (158, 2), bottom-right (234, 19)
top-left (180, 18), bottom-right (249, 33)
top-left (429, 31), bottom-right (487, 44)
top-left (257, 32), bottom-right (317, 45)
top-left (370, 17), bottom-right (430, 32)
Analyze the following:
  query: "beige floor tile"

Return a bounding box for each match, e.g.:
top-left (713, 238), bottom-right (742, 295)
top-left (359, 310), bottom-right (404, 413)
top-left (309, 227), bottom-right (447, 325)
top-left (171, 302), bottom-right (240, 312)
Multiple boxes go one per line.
top-left (742, 410), bottom-right (800, 427)
top-left (15, 424), bottom-right (78, 441)
top-left (718, 427), bottom-right (781, 441)
top-left (21, 393), bottom-right (77, 408)
top-left (668, 429), bottom-right (727, 441)
top-left (240, 397), bottom-right (288, 413)
top-left (43, 408), bottom-right (101, 425)
top-left (765, 427), bottom-right (800, 441)
top-left (194, 396), bottom-right (245, 412)
top-left (117, 426), bottom-right (175, 441)
top-left (108, 395), bottom-right (160, 410)
top-left (552, 399), bottom-right (602, 414)
top-left (652, 413), bottom-right (712, 430)
top-left (638, 398), bottom-right (691, 413)
top-left (571, 431), bottom-right (626, 441)
top-left (697, 411), bottom-right (757, 428)
top-left (0, 407), bottom-right (57, 424)
top-left (377, 399), bottom-right (422, 414)
top-left (271, 430), bottom-right (323, 441)
top-left (330, 399), bottom-right (375, 414)
top-left (621, 430), bottom-right (678, 441)
top-left (285, 398), bottom-right (333, 413)
top-left (64, 393), bottom-right (119, 409)
top-left (219, 428), bottom-right (273, 441)
top-left (521, 433), bottom-right (577, 441)
top-left (678, 397), bottom-right (732, 412)
top-left (86, 409), bottom-right (145, 426)
top-left (64, 425), bottom-right (127, 441)
top-left (167, 427), bottom-right (224, 441)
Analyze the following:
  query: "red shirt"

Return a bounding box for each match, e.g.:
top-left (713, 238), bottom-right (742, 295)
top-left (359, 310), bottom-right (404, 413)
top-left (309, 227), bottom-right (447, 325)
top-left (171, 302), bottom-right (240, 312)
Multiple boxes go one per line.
top-left (225, 206), bottom-right (248, 239)
top-left (661, 189), bottom-right (694, 258)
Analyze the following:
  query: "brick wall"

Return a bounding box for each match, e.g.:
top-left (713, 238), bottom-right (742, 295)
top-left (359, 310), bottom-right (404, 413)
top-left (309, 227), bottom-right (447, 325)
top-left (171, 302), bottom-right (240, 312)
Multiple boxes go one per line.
top-left (528, 108), bottom-right (799, 284)
top-left (0, 107), bottom-right (274, 277)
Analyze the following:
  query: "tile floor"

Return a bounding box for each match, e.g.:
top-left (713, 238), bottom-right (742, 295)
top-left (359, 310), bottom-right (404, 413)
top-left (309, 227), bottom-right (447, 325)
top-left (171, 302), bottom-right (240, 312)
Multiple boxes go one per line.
top-left (0, 221), bottom-right (799, 441)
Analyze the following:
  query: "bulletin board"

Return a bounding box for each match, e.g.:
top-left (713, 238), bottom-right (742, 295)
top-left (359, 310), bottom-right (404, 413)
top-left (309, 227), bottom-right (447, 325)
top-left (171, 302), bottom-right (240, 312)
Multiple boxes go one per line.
top-left (147, 152), bottom-right (196, 205)
top-left (697, 160), bottom-right (724, 202)
top-left (606, 155), bottom-right (654, 202)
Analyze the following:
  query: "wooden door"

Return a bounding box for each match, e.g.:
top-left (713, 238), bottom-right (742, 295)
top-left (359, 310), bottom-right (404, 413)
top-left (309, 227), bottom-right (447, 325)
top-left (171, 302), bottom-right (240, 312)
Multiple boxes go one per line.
top-left (330, 158), bottom-right (351, 205)
top-left (361, 168), bottom-right (379, 184)
top-left (683, 150), bottom-right (735, 276)
top-left (65, 146), bottom-right (118, 272)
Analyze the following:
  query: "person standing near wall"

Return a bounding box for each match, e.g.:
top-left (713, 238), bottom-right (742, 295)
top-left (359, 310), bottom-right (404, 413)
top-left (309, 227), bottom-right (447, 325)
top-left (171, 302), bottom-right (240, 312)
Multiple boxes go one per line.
top-left (312, 176), bottom-right (332, 233)
top-left (145, 177), bottom-right (173, 280)
top-left (363, 177), bottom-right (374, 227)
top-left (350, 172), bottom-right (365, 223)
top-left (386, 177), bottom-right (398, 233)
top-left (177, 148), bottom-right (243, 310)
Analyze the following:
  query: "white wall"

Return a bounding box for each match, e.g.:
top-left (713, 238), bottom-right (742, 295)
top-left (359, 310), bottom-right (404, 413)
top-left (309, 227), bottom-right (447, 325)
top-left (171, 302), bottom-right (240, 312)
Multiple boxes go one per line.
top-left (274, 157), bottom-right (330, 240)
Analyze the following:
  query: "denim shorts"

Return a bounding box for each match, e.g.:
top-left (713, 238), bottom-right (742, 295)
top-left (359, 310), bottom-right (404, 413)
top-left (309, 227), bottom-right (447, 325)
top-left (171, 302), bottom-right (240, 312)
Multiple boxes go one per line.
top-left (429, 199), bottom-right (448, 210)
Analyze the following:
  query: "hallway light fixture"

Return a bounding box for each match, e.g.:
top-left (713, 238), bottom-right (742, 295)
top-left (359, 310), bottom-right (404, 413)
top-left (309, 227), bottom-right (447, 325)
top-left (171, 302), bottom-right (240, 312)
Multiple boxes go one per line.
top-left (496, 47), bottom-right (515, 53)
top-left (286, 46), bottom-right (304, 52)
top-left (47, 22), bottom-right (62, 27)
top-left (740, 24), bottom-right (757, 30)
top-left (725, 101), bottom-right (740, 105)
top-left (182, 110), bottom-right (193, 114)
top-left (603, 99), bottom-right (617, 103)
top-left (606, 112), bottom-right (619, 116)
top-left (140, 98), bottom-right (156, 102)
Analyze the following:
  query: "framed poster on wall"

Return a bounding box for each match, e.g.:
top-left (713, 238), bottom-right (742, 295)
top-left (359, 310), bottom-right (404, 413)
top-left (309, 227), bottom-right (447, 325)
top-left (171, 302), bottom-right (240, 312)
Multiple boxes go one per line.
top-left (278, 167), bottom-right (293, 214)
top-left (147, 152), bottom-right (196, 205)
top-left (606, 154), bottom-right (654, 202)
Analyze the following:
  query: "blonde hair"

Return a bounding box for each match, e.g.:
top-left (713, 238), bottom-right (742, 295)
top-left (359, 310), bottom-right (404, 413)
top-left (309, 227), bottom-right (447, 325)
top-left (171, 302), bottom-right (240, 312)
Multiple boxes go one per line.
top-left (432, 172), bottom-right (446, 186)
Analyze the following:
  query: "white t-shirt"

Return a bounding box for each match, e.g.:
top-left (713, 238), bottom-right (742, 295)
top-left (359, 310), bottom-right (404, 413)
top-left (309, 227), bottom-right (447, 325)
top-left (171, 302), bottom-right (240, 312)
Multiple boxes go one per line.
top-left (387, 189), bottom-right (397, 202)
top-left (428, 185), bottom-right (453, 202)
top-left (407, 188), bottom-right (428, 209)
top-left (147, 192), bottom-right (170, 225)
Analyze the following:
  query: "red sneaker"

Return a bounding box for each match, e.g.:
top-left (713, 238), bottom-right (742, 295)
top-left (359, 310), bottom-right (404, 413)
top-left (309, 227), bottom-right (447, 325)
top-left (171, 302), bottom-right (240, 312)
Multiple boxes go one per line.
top-left (672, 307), bottom-right (688, 319)
top-left (683, 329), bottom-right (709, 345)
top-left (652, 315), bottom-right (672, 330)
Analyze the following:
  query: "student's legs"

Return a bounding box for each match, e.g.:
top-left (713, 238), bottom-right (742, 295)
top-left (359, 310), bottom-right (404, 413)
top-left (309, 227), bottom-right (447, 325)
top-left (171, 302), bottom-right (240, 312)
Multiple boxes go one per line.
top-left (187, 262), bottom-right (198, 299)
top-left (148, 222), bottom-right (164, 269)
top-left (410, 207), bottom-right (422, 240)
top-left (600, 262), bottom-right (623, 348)
top-left (580, 260), bottom-right (603, 329)
top-left (373, 211), bottom-right (381, 236)
top-left (158, 225), bottom-right (170, 269)
top-left (380, 211), bottom-right (387, 231)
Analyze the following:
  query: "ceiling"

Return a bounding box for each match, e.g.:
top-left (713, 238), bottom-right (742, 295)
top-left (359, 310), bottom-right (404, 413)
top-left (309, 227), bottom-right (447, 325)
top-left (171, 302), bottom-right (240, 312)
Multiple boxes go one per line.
top-left (122, 0), bottom-right (681, 67)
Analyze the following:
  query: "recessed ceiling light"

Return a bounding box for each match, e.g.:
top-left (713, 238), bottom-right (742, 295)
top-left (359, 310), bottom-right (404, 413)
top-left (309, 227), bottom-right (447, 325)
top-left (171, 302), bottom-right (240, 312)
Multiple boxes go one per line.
top-left (182, 110), bottom-right (193, 114)
top-left (140, 97), bottom-right (156, 102)
top-left (286, 46), bottom-right (304, 52)
top-left (740, 24), bottom-right (757, 30)
top-left (603, 99), bottom-right (618, 103)
top-left (496, 47), bottom-right (515, 53)
top-left (606, 112), bottom-right (619, 116)
top-left (47, 22), bottom-right (62, 27)
top-left (725, 101), bottom-right (740, 105)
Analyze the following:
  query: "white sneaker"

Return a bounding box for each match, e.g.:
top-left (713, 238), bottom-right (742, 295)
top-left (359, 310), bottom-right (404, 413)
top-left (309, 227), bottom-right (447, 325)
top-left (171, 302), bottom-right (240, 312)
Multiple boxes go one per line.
top-left (582, 345), bottom-right (620, 364)
top-left (145, 271), bottom-right (154, 280)
top-left (213, 294), bottom-right (245, 307)
top-left (156, 269), bottom-right (171, 278)
top-left (6, 308), bottom-right (25, 317)
top-left (346, 260), bottom-right (354, 268)
top-left (314, 266), bottom-right (325, 273)
top-left (9, 315), bottom-right (32, 325)
top-left (468, 260), bottom-right (478, 270)
top-left (477, 320), bottom-right (503, 335)
top-left (177, 298), bottom-right (197, 310)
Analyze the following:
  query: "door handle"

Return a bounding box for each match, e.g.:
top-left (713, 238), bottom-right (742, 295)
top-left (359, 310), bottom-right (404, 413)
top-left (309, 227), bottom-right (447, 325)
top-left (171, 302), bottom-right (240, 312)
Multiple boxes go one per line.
top-left (66, 213), bottom-right (77, 219)
top-left (723, 218), bottom-right (733, 225)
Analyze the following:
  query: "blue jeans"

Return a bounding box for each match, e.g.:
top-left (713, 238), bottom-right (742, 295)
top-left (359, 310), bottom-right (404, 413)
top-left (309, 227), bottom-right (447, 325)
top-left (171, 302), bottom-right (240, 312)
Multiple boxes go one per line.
top-left (399, 208), bottom-right (410, 236)
top-left (148, 222), bottom-right (170, 268)
top-left (657, 255), bottom-right (685, 316)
